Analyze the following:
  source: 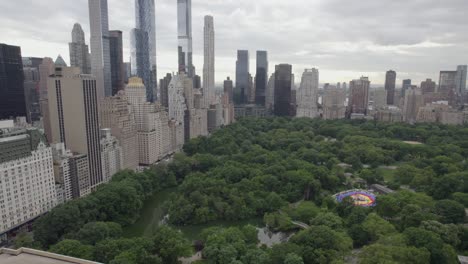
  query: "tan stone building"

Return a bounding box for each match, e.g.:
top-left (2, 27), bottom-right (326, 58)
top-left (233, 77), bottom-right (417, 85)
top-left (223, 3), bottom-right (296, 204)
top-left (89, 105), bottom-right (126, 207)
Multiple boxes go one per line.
top-left (323, 84), bottom-right (346, 120)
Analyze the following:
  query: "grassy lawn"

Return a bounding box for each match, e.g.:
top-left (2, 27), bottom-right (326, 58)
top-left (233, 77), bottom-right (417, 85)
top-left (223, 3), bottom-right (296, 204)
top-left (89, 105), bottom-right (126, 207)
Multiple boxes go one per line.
top-left (377, 167), bottom-right (396, 183)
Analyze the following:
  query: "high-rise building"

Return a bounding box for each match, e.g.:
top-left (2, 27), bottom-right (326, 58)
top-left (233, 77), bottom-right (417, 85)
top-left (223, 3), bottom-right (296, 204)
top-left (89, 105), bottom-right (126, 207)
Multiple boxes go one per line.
top-left (385, 70), bottom-right (396, 105)
top-left (109, 30), bottom-right (124, 96)
top-left (51, 143), bottom-right (74, 203)
top-left (0, 44), bottom-right (26, 120)
top-left (323, 84), bottom-right (346, 120)
top-left (177, 0), bottom-right (194, 77)
top-left (69, 154), bottom-right (91, 198)
top-left (401, 79), bottom-right (412, 98)
top-left (131, 28), bottom-right (151, 102)
top-left (0, 125), bottom-right (57, 235)
top-left (23, 58), bottom-right (43, 122)
top-left (403, 87), bottom-right (423, 123)
top-left (38, 58), bottom-right (55, 143)
top-left (69, 23), bottom-right (91, 74)
top-left (265, 73), bottom-right (275, 111)
top-left (123, 62), bottom-right (131, 83)
top-left (168, 75), bottom-right (187, 151)
top-left (47, 66), bottom-right (103, 189)
top-left (296, 68), bottom-right (319, 118)
top-left (255, 51), bottom-right (268, 106)
top-left (421, 79), bottom-right (436, 95)
top-left (133, 0), bottom-right (157, 102)
top-left (88, 0), bottom-right (112, 98)
top-left (203, 15), bottom-right (215, 104)
top-left (224, 77), bottom-right (234, 103)
top-left (455, 65), bottom-right (467, 96)
top-left (100, 91), bottom-right (139, 170)
top-left (159, 73), bottom-right (172, 108)
top-left (235, 50), bottom-right (249, 105)
top-left (373, 89), bottom-right (387, 110)
top-left (348, 77), bottom-right (370, 116)
top-left (100, 129), bottom-right (123, 182)
top-left (438, 71), bottom-right (457, 101)
top-left (274, 64), bottom-right (295, 117)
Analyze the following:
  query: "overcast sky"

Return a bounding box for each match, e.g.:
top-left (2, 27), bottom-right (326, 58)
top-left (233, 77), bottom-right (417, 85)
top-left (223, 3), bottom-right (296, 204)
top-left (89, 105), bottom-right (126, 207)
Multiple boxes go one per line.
top-left (1, 0), bottom-right (467, 86)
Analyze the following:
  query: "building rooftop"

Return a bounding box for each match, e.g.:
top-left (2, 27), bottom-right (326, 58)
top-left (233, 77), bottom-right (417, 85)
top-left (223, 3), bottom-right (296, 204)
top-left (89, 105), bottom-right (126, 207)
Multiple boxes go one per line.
top-left (0, 248), bottom-right (101, 264)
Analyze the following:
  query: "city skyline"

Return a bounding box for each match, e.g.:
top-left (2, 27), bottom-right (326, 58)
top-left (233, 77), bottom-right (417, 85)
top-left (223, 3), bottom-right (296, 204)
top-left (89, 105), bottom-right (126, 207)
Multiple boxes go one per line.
top-left (2, 0), bottom-right (467, 85)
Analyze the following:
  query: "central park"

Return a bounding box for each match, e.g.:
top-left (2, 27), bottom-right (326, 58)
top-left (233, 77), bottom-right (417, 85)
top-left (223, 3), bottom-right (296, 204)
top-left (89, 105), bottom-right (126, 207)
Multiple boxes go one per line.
top-left (18, 117), bottom-right (468, 264)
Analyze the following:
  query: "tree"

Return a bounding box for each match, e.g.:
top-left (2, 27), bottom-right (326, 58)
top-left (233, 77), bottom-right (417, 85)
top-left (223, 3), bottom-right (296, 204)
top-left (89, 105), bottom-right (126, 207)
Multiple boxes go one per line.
top-left (404, 227), bottom-right (458, 264)
top-left (310, 212), bottom-right (344, 230)
top-left (49, 239), bottom-right (94, 260)
top-left (284, 253), bottom-right (304, 264)
top-left (362, 213), bottom-right (396, 242)
top-left (359, 244), bottom-right (430, 264)
top-left (152, 226), bottom-right (191, 264)
top-left (434, 199), bottom-right (465, 224)
top-left (75, 222), bottom-right (122, 245)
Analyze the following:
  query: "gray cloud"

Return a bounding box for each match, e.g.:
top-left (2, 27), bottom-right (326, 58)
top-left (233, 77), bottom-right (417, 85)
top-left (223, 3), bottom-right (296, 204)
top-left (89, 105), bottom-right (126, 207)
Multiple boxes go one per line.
top-left (1, 0), bottom-right (467, 85)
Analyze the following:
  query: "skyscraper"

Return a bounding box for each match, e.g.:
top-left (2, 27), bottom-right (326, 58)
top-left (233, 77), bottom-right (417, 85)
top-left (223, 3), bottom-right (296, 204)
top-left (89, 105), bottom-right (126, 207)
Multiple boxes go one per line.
top-left (47, 66), bottom-right (103, 189)
top-left (109, 30), bottom-right (124, 95)
top-left (403, 87), bottom-right (423, 123)
top-left (133, 0), bottom-right (157, 102)
top-left (348, 77), bottom-right (370, 116)
top-left (421, 79), bottom-right (436, 95)
top-left (255, 51), bottom-right (268, 106)
top-left (178, 0), bottom-right (194, 77)
top-left (455, 65), bottom-right (467, 96)
top-left (88, 0), bottom-right (112, 98)
top-left (0, 44), bottom-right (26, 120)
top-left (401, 79), bottom-right (412, 98)
top-left (69, 23), bottom-right (91, 74)
top-left (203, 15), bottom-right (215, 104)
top-left (224, 77), bottom-right (234, 103)
top-left (274, 64), bottom-right (294, 117)
top-left (323, 84), bottom-right (346, 120)
top-left (296, 68), bottom-right (319, 118)
top-left (385, 70), bottom-right (396, 105)
top-left (438, 71), bottom-right (457, 99)
top-left (159, 73), bottom-right (172, 108)
top-left (22, 57), bottom-right (43, 122)
top-left (235, 50), bottom-right (249, 105)
top-left (130, 28), bottom-right (151, 101)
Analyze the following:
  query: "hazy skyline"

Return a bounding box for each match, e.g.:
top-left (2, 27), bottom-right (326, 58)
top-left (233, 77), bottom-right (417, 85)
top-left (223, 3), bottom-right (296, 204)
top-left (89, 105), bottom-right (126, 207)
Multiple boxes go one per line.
top-left (2, 0), bottom-right (467, 85)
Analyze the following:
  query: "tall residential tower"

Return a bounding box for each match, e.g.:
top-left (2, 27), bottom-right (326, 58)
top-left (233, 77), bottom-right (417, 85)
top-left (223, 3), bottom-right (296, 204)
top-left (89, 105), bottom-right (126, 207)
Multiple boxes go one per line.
top-left (203, 15), bottom-right (215, 104)
top-left (178, 0), bottom-right (194, 77)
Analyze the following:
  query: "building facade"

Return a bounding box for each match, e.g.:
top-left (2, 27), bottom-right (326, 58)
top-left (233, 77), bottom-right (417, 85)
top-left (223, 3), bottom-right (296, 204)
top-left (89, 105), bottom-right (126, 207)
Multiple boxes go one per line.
top-left (274, 64), bottom-right (295, 117)
top-left (0, 127), bottom-right (56, 236)
top-left (69, 23), bottom-right (91, 74)
top-left (384, 70), bottom-right (396, 105)
top-left (455, 65), bottom-right (467, 96)
top-left (0, 44), bottom-right (26, 120)
top-left (109, 30), bottom-right (124, 96)
top-left (296, 68), bottom-right (319, 118)
top-left (421, 79), bottom-right (436, 95)
top-left (203, 15), bottom-right (215, 104)
top-left (47, 66), bottom-right (103, 190)
top-left (177, 0), bottom-right (194, 77)
top-left (100, 129), bottom-right (123, 182)
top-left (322, 84), bottom-right (346, 120)
top-left (255, 51), bottom-right (268, 106)
top-left (235, 50), bottom-right (249, 105)
top-left (348, 77), bottom-right (370, 116)
top-left (88, 0), bottom-right (112, 98)
top-left (131, 28), bottom-right (151, 101)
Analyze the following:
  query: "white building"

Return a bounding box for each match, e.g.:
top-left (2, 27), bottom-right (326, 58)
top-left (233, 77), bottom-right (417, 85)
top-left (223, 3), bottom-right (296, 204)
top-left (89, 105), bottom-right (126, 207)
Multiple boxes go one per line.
top-left (0, 128), bottom-right (57, 236)
top-left (51, 143), bottom-right (74, 203)
top-left (203, 15), bottom-right (215, 104)
top-left (296, 68), bottom-right (319, 118)
top-left (100, 129), bottom-right (123, 182)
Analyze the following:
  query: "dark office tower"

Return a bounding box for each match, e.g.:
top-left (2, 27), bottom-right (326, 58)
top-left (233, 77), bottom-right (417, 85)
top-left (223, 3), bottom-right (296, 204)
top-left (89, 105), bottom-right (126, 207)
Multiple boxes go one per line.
top-left (130, 28), bottom-right (151, 102)
top-left (135, 0), bottom-right (157, 100)
top-left (22, 57), bottom-right (43, 122)
top-left (255, 51), bottom-right (268, 106)
top-left (348, 77), bottom-right (371, 116)
top-left (177, 0), bottom-right (194, 78)
top-left (0, 44), bottom-right (26, 120)
top-left (235, 50), bottom-right (249, 105)
top-left (274, 64), bottom-right (294, 117)
top-left (384, 70), bottom-right (396, 105)
top-left (224, 77), bottom-right (234, 103)
top-left (194, 75), bottom-right (201, 89)
top-left (109, 30), bottom-right (124, 95)
top-left (159, 73), bottom-right (172, 108)
top-left (401, 79), bottom-right (412, 98)
top-left (123, 62), bottom-right (131, 83)
top-left (69, 23), bottom-right (91, 74)
top-left (421, 79), bottom-right (436, 95)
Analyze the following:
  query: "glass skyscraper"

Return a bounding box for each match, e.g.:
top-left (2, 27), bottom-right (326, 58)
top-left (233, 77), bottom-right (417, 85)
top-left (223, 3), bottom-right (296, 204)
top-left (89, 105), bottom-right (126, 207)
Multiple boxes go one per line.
top-left (235, 50), bottom-right (249, 105)
top-left (109, 30), bottom-right (124, 96)
top-left (255, 51), bottom-right (268, 105)
top-left (178, 0), bottom-right (194, 78)
top-left (133, 0), bottom-right (156, 102)
top-left (0, 44), bottom-right (26, 120)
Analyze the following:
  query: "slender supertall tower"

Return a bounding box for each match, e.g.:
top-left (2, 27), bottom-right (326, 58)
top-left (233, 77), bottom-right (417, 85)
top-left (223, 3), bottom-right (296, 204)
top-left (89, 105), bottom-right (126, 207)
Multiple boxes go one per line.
top-left (88, 0), bottom-right (112, 98)
top-left (203, 15), bottom-right (215, 104)
top-left (177, 0), bottom-right (194, 78)
top-left (69, 23), bottom-right (91, 74)
top-left (133, 0), bottom-right (157, 102)
top-left (235, 50), bottom-right (249, 105)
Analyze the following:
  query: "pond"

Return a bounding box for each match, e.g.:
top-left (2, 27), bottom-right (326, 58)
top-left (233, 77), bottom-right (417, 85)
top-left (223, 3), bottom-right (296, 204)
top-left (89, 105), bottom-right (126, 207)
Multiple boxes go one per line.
top-left (123, 188), bottom-right (294, 246)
